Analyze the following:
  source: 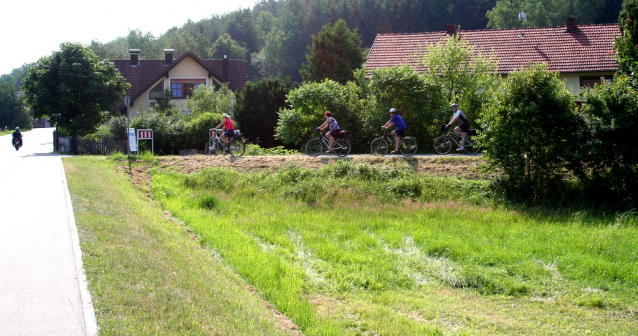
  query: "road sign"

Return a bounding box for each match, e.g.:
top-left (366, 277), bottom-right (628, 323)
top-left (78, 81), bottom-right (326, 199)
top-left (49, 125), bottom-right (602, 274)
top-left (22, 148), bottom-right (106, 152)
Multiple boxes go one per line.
top-left (230, 97), bottom-right (235, 108)
top-left (136, 129), bottom-right (154, 154)
top-left (128, 128), bottom-right (137, 152)
top-left (124, 95), bottom-right (130, 107)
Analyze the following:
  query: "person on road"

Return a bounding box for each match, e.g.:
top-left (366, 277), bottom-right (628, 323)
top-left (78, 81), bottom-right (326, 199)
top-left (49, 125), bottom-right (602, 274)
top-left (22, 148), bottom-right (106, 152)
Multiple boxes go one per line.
top-left (12, 127), bottom-right (22, 147)
top-left (214, 113), bottom-right (235, 152)
top-left (445, 103), bottom-right (470, 151)
top-left (381, 108), bottom-right (407, 154)
top-left (317, 111), bottom-right (340, 153)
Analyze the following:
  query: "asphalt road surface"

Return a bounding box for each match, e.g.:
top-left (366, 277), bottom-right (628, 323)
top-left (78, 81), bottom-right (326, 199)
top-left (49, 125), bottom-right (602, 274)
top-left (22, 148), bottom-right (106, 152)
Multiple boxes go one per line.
top-left (0, 128), bottom-right (96, 336)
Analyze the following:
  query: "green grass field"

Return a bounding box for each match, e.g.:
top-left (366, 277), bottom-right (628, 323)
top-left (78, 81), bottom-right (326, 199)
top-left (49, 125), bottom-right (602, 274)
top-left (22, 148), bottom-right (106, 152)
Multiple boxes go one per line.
top-left (151, 162), bottom-right (638, 335)
top-left (64, 158), bottom-right (297, 335)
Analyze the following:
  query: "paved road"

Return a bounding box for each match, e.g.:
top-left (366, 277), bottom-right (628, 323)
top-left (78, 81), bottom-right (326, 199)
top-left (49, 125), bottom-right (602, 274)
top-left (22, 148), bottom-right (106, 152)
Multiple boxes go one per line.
top-left (0, 128), bottom-right (96, 336)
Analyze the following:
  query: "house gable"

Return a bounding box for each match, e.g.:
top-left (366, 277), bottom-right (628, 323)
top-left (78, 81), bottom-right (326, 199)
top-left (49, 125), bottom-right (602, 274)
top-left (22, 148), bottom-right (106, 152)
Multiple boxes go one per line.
top-left (111, 51), bottom-right (247, 117)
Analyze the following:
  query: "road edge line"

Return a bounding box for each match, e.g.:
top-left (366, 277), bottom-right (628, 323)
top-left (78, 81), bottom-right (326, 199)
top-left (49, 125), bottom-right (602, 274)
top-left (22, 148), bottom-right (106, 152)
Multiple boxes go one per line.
top-left (60, 156), bottom-right (99, 336)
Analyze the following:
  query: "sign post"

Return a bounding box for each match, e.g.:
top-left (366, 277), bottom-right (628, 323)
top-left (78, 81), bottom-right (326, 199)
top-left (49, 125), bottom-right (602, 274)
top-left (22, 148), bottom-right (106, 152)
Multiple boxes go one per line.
top-left (124, 95), bottom-right (131, 156)
top-left (137, 129), bottom-right (154, 154)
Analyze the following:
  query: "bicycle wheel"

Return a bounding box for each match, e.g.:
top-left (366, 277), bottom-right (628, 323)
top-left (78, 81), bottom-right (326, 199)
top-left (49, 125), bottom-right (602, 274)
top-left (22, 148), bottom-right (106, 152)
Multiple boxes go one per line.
top-left (334, 139), bottom-right (352, 157)
top-left (370, 138), bottom-right (389, 156)
top-left (229, 138), bottom-right (246, 157)
top-left (399, 137), bottom-right (418, 156)
top-left (463, 137), bottom-right (481, 154)
top-left (434, 136), bottom-right (452, 154)
top-left (205, 140), bottom-right (219, 156)
top-left (305, 138), bottom-right (323, 157)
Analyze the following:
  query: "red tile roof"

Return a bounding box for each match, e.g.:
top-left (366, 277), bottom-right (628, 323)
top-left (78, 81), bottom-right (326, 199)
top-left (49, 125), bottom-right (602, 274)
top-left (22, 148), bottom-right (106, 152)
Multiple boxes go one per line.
top-left (110, 51), bottom-right (247, 104)
top-left (365, 23), bottom-right (620, 75)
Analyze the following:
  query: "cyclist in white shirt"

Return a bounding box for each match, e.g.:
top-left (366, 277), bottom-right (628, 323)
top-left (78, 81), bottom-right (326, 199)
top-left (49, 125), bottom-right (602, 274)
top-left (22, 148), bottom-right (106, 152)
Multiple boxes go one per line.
top-left (317, 111), bottom-right (340, 153)
top-left (445, 103), bottom-right (471, 151)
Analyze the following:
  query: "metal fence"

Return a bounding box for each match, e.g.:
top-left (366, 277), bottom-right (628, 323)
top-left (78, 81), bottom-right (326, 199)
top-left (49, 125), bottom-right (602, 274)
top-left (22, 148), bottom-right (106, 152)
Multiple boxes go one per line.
top-left (74, 139), bottom-right (126, 155)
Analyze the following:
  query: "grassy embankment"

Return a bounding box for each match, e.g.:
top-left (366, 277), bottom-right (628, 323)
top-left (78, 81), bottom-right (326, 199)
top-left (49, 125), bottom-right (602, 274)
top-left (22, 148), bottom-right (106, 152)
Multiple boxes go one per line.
top-left (152, 160), bottom-right (638, 335)
top-left (64, 157), bottom-right (297, 335)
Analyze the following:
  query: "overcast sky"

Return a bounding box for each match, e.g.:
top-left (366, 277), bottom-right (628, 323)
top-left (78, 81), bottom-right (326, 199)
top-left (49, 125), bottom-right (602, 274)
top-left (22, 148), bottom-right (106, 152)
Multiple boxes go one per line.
top-left (0, 0), bottom-right (258, 75)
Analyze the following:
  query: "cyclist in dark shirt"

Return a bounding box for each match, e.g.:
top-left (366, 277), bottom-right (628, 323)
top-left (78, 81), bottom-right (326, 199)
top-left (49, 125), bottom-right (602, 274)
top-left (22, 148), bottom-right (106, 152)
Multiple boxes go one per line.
top-left (446, 104), bottom-right (470, 151)
top-left (381, 108), bottom-right (407, 154)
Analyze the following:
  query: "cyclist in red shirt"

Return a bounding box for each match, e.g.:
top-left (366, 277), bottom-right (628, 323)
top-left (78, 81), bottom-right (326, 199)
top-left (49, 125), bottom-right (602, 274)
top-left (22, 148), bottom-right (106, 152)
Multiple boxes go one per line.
top-left (214, 113), bottom-right (235, 152)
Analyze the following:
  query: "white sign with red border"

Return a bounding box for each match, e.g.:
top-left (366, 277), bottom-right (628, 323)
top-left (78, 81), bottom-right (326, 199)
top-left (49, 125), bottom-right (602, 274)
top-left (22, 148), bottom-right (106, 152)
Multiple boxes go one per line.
top-left (137, 129), bottom-right (154, 154)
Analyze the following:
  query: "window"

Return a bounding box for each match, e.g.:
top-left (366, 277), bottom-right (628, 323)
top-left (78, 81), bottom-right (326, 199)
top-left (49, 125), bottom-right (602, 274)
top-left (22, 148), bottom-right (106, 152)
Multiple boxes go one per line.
top-left (580, 76), bottom-right (613, 88)
top-left (170, 79), bottom-right (205, 99)
top-left (148, 80), bottom-right (164, 100)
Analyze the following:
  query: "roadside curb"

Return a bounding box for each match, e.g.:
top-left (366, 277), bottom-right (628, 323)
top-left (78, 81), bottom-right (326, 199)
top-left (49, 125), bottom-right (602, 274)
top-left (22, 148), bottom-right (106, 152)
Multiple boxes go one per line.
top-left (60, 156), bottom-right (98, 336)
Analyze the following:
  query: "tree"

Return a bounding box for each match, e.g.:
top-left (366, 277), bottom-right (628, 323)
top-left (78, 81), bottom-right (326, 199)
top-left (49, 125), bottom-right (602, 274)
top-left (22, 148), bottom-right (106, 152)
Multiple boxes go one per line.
top-left (486, 0), bottom-right (623, 29)
top-left (480, 64), bottom-right (584, 203)
top-left (300, 19), bottom-right (365, 84)
top-left (210, 33), bottom-right (248, 60)
top-left (420, 34), bottom-right (501, 120)
top-left (185, 84), bottom-right (234, 117)
top-left (0, 83), bottom-right (31, 129)
top-left (22, 42), bottom-right (130, 140)
top-left (617, 0), bottom-right (638, 81)
top-left (251, 27), bottom-right (289, 79)
top-left (235, 77), bottom-right (294, 147)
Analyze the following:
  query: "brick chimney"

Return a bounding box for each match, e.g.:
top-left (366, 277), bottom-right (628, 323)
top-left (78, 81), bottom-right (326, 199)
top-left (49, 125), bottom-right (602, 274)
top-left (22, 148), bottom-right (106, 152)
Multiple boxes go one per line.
top-left (567, 18), bottom-right (577, 32)
top-left (446, 24), bottom-right (457, 36)
top-left (222, 55), bottom-right (229, 83)
top-left (128, 49), bottom-right (140, 67)
top-left (164, 49), bottom-right (174, 66)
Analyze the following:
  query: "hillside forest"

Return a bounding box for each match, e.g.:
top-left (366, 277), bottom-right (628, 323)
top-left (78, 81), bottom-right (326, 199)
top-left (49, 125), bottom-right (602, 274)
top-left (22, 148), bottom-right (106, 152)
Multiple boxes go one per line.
top-left (1, 0), bottom-right (626, 85)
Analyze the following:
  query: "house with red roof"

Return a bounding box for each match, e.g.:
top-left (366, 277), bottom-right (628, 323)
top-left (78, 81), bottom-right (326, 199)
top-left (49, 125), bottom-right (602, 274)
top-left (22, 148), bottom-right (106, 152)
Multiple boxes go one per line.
top-left (110, 49), bottom-right (247, 118)
top-left (365, 19), bottom-right (620, 98)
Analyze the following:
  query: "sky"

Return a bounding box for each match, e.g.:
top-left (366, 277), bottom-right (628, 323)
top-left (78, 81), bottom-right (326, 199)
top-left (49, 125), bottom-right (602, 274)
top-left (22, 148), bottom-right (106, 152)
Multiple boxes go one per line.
top-left (0, 0), bottom-right (259, 75)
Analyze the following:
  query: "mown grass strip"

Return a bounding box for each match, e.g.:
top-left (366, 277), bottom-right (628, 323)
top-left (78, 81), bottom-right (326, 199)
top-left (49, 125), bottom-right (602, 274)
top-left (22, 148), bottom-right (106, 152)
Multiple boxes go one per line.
top-left (152, 162), bottom-right (638, 335)
top-left (64, 157), bottom-right (295, 335)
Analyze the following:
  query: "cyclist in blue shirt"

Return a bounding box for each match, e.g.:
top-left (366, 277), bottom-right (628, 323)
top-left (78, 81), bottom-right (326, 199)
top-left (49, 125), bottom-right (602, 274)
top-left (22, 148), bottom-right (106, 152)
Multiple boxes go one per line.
top-left (381, 108), bottom-right (407, 154)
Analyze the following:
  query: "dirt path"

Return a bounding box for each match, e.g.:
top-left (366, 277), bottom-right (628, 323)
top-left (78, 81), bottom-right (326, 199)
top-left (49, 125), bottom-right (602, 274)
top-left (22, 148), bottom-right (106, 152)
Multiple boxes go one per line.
top-left (158, 154), bottom-right (493, 179)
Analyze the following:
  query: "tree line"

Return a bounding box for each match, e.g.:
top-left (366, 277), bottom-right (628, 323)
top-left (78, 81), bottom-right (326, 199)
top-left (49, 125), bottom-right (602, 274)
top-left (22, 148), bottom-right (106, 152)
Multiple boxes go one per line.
top-left (84, 0), bottom-right (625, 82)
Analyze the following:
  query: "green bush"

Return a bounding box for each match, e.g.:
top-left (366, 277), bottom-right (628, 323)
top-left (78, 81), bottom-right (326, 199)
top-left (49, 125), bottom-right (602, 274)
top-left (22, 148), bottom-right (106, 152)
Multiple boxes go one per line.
top-left (183, 112), bottom-right (220, 150)
top-left (131, 108), bottom-right (185, 155)
top-left (365, 66), bottom-right (445, 149)
top-left (275, 79), bottom-right (365, 151)
top-left (244, 144), bottom-right (298, 156)
top-left (578, 75), bottom-right (638, 209)
top-left (480, 64), bottom-right (584, 204)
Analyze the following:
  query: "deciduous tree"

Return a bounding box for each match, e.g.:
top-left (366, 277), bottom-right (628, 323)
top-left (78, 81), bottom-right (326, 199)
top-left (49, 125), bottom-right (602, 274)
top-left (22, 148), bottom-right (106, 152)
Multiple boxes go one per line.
top-left (22, 42), bottom-right (130, 139)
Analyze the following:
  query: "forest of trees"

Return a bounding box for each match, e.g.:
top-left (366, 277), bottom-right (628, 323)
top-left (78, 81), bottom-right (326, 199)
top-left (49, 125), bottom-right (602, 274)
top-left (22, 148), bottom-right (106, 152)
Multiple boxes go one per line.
top-left (77, 0), bottom-right (626, 83)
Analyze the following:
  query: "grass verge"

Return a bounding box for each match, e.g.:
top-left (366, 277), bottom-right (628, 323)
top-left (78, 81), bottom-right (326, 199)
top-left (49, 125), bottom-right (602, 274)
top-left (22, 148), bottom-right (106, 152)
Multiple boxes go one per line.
top-left (63, 157), bottom-right (297, 335)
top-left (152, 162), bottom-right (638, 335)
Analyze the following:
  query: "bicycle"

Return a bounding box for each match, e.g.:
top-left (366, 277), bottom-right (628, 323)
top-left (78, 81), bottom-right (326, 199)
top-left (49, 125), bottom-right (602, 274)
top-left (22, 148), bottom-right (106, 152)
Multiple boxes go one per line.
top-left (370, 129), bottom-right (418, 156)
top-left (305, 129), bottom-right (352, 157)
top-left (433, 131), bottom-right (480, 154)
top-left (205, 129), bottom-right (246, 157)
